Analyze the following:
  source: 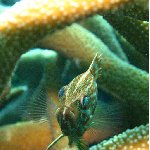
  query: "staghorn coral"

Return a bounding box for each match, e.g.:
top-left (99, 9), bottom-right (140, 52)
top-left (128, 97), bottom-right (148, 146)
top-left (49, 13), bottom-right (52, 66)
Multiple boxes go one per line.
top-left (103, 15), bottom-right (149, 58)
top-left (0, 0), bottom-right (149, 149)
top-left (105, 0), bottom-right (148, 21)
top-left (115, 30), bottom-right (149, 71)
top-left (0, 0), bottom-right (132, 94)
top-left (90, 124), bottom-right (149, 150)
top-left (80, 15), bottom-right (128, 61)
top-left (80, 14), bottom-right (148, 72)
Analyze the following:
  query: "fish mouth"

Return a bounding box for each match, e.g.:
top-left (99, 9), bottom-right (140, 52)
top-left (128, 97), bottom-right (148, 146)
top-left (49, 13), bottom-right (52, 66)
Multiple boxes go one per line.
top-left (56, 106), bottom-right (76, 122)
top-left (56, 106), bottom-right (77, 135)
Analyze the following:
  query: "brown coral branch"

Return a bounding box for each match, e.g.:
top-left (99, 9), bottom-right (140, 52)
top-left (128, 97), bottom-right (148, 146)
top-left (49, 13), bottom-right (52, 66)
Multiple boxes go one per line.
top-left (0, 121), bottom-right (66, 150)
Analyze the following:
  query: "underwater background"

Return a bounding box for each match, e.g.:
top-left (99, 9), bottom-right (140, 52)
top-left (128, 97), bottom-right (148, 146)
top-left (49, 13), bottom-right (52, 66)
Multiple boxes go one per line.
top-left (0, 0), bottom-right (148, 149)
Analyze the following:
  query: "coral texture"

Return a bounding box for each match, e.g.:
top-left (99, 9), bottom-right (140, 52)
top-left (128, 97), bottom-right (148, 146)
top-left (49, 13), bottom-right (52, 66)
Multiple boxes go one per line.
top-left (0, 0), bottom-right (148, 149)
top-left (0, 0), bottom-right (131, 94)
top-left (80, 15), bottom-right (128, 61)
top-left (0, 122), bottom-right (148, 150)
top-left (104, 15), bottom-right (149, 58)
top-left (0, 121), bottom-right (63, 150)
top-left (90, 124), bottom-right (149, 150)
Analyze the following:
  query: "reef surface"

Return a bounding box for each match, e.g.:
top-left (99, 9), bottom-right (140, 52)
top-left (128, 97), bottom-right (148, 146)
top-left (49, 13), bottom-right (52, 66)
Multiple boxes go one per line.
top-left (0, 0), bottom-right (148, 149)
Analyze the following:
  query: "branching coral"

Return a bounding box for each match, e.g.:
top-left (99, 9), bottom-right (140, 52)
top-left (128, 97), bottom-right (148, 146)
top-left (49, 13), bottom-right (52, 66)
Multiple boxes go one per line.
top-left (103, 15), bottom-right (149, 58)
top-left (115, 30), bottom-right (148, 71)
top-left (0, 121), bottom-right (148, 150)
top-left (106, 0), bottom-right (148, 21)
top-left (0, 0), bottom-right (148, 149)
top-left (90, 124), bottom-right (149, 150)
top-left (0, 0), bottom-right (132, 94)
top-left (102, 0), bottom-right (149, 59)
top-left (80, 15), bottom-right (128, 61)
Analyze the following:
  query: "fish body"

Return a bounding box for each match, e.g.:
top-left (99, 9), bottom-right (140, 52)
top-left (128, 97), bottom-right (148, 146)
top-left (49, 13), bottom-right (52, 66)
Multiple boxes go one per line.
top-left (56, 54), bottom-right (101, 148)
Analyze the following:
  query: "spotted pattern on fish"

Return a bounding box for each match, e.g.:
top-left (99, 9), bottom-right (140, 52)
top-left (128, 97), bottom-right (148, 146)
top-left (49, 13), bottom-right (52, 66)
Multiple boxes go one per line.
top-left (56, 54), bottom-right (101, 148)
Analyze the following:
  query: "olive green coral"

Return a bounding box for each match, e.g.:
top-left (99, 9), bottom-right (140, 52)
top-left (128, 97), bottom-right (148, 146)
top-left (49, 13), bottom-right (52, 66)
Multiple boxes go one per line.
top-left (90, 124), bottom-right (149, 149)
top-left (115, 30), bottom-right (148, 71)
top-left (0, 0), bottom-right (131, 94)
top-left (0, 0), bottom-right (148, 149)
top-left (80, 15), bottom-right (128, 61)
top-left (80, 15), bottom-right (148, 71)
top-left (104, 15), bottom-right (149, 58)
top-left (107, 0), bottom-right (148, 21)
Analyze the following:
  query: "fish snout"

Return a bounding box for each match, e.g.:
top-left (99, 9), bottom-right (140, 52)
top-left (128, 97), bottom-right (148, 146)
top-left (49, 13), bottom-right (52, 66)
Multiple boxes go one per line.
top-left (56, 106), bottom-right (76, 135)
top-left (56, 106), bottom-right (76, 122)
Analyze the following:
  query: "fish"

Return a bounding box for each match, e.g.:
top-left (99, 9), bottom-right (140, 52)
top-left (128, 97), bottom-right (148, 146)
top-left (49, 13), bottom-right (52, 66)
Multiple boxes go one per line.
top-left (2, 52), bottom-right (123, 149)
top-left (2, 52), bottom-right (124, 150)
top-left (46, 54), bottom-right (102, 150)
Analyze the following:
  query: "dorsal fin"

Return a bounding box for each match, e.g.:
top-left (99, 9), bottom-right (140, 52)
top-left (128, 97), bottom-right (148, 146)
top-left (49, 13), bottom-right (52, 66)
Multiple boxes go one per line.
top-left (88, 53), bottom-right (102, 80)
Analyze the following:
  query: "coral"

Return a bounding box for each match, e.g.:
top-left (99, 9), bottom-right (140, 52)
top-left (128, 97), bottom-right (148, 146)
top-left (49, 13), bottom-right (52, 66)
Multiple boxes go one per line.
top-left (40, 23), bottom-right (148, 125)
top-left (0, 0), bottom-right (148, 149)
top-left (0, 48), bottom-right (59, 102)
top-left (104, 15), bottom-right (149, 58)
top-left (0, 121), bottom-right (66, 150)
top-left (115, 30), bottom-right (148, 71)
top-left (0, 121), bottom-right (148, 150)
top-left (80, 15), bottom-right (128, 61)
top-left (106, 0), bottom-right (148, 21)
top-left (0, 0), bottom-right (131, 94)
top-left (90, 124), bottom-right (149, 150)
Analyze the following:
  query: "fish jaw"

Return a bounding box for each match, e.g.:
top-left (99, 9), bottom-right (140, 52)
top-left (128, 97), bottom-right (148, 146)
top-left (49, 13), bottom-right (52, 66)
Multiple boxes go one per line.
top-left (56, 106), bottom-right (77, 135)
top-left (55, 105), bottom-right (90, 137)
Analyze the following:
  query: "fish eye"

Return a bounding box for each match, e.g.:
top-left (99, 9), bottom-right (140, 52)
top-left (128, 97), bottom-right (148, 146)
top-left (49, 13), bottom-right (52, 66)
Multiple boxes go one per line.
top-left (58, 86), bottom-right (65, 98)
top-left (81, 96), bottom-right (90, 109)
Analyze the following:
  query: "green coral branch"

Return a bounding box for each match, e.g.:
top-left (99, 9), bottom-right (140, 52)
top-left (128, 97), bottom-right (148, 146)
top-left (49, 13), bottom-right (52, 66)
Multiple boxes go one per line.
top-left (105, 0), bottom-right (148, 21)
top-left (90, 124), bottom-right (149, 149)
top-left (103, 15), bottom-right (149, 58)
top-left (40, 23), bottom-right (148, 124)
top-left (0, 0), bottom-right (148, 149)
top-left (0, 0), bottom-right (132, 95)
top-left (115, 30), bottom-right (148, 71)
top-left (80, 15), bottom-right (128, 61)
